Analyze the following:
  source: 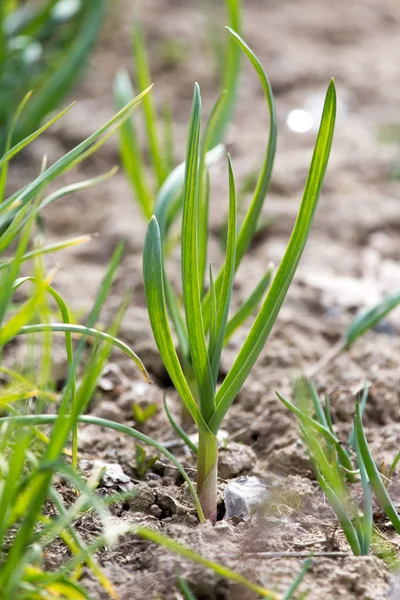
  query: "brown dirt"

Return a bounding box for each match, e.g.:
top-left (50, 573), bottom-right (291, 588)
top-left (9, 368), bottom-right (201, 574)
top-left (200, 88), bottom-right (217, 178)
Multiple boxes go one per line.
top-left (7, 0), bottom-right (400, 597)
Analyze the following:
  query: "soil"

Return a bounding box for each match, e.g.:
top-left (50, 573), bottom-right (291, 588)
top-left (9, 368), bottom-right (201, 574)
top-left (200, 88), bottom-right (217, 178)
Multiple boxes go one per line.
top-left (7, 0), bottom-right (400, 598)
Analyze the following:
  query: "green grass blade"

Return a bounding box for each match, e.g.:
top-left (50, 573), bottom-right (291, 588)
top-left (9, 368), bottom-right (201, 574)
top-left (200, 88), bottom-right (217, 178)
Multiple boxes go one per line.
top-left (39, 167), bottom-right (118, 211)
top-left (202, 29), bottom-right (277, 329)
top-left (207, 0), bottom-right (242, 147)
top-left (0, 91), bottom-right (32, 202)
top-left (143, 216), bottom-right (208, 430)
top-left (198, 169), bottom-right (211, 298)
top-left (223, 267), bottom-right (272, 345)
top-left (355, 404), bottom-right (400, 534)
top-left (0, 87), bottom-right (151, 219)
top-left (208, 264), bottom-right (217, 362)
top-left (282, 559), bottom-right (311, 600)
top-left (0, 103), bottom-right (74, 170)
top-left (209, 155), bottom-right (237, 385)
top-left (181, 83), bottom-right (215, 420)
top-left (389, 451), bottom-right (400, 479)
top-left (163, 274), bottom-right (190, 365)
top-left (315, 468), bottom-right (361, 555)
top-left (133, 23), bottom-right (166, 187)
top-left (0, 413), bottom-right (204, 523)
top-left (163, 393), bottom-right (198, 454)
top-left (114, 69), bottom-right (154, 218)
top-left (0, 208), bottom-right (37, 328)
top-left (355, 434), bottom-right (373, 555)
top-left (0, 234), bottom-right (92, 271)
top-left (209, 80), bottom-right (336, 433)
top-left (345, 289), bottom-right (400, 348)
top-left (276, 391), bottom-right (355, 476)
top-left (308, 378), bottom-right (329, 429)
top-left (348, 382), bottom-right (369, 449)
top-left (13, 323), bottom-right (150, 382)
top-left (178, 576), bottom-right (197, 600)
top-left (74, 241), bottom-right (125, 363)
top-left (135, 527), bottom-right (280, 599)
top-left (154, 143), bottom-right (225, 239)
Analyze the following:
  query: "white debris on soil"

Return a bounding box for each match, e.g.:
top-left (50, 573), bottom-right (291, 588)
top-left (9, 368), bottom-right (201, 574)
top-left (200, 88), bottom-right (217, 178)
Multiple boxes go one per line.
top-left (224, 475), bottom-right (270, 520)
top-left (80, 459), bottom-right (134, 492)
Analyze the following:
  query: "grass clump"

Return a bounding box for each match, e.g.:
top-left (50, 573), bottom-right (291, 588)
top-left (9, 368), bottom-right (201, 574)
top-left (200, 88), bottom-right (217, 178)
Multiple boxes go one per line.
top-left (143, 28), bottom-right (336, 523)
top-left (278, 379), bottom-right (400, 556)
top-left (0, 88), bottom-right (154, 598)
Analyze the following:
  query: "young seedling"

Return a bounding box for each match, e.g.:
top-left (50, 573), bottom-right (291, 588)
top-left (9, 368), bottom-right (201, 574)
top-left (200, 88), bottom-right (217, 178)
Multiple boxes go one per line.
top-left (278, 380), bottom-right (372, 555)
top-left (308, 288), bottom-right (400, 378)
top-left (278, 379), bottom-right (400, 555)
top-left (143, 30), bottom-right (336, 522)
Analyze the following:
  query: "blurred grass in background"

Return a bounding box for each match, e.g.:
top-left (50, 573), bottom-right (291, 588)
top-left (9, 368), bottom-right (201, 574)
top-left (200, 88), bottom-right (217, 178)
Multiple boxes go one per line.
top-left (0, 0), bottom-right (106, 151)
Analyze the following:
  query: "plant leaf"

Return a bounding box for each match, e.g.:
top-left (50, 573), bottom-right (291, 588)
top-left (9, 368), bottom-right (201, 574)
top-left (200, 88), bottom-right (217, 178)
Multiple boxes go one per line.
top-left (209, 80), bottom-right (336, 433)
top-left (143, 216), bottom-right (208, 430)
top-left (181, 83), bottom-right (215, 420)
top-left (345, 289), bottom-right (400, 349)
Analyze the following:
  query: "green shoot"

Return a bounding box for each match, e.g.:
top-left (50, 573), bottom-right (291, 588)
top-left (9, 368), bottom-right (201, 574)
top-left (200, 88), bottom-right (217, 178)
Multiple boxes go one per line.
top-left (115, 0), bottom-right (242, 225)
top-left (278, 382), bottom-right (371, 555)
top-left (133, 401), bottom-right (158, 425)
top-left (143, 29), bottom-right (336, 521)
top-left (135, 444), bottom-right (159, 478)
top-left (309, 289), bottom-right (400, 377)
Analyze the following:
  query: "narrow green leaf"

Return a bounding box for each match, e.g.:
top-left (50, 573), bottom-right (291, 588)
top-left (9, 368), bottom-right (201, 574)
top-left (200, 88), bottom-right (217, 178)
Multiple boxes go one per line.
top-left (154, 144), bottom-right (225, 240)
top-left (163, 394), bottom-right (198, 455)
top-left (348, 382), bottom-right (369, 449)
top-left (389, 451), bottom-right (400, 479)
top-left (345, 289), bottom-right (400, 348)
top-left (135, 527), bottom-right (280, 599)
top-left (208, 264), bottom-right (217, 363)
top-left (143, 216), bottom-right (208, 430)
top-left (355, 434), bottom-right (373, 555)
top-left (133, 23), bottom-right (166, 186)
top-left (314, 466), bottom-right (361, 555)
top-left (0, 413), bottom-right (204, 524)
top-left (181, 84), bottom-right (215, 420)
top-left (0, 103), bottom-right (74, 170)
top-left (276, 391), bottom-right (355, 476)
top-left (0, 91), bottom-right (32, 202)
top-left (178, 576), bottom-right (197, 600)
top-left (282, 559), bottom-right (311, 600)
top-left (114, 69), bottom-right (154, 218)
top-left (0, 86), bottom-right (152, 222)
top-left (209, 80), bottom-right (336, 433)
top-left (13, 323), bottom-right (150, 383)
top-left (208, 0), bottom-right (242, 148)
top-left (202, 29), bottom-right (277, 329)
top-left (0, 234), bottom-right (92, 271)
top-left (39, 167), bottom-right (119, 212)
top-left (355, 404), bottom-right (400, 534)
top-left (210, 154), bottom-right (237, 386)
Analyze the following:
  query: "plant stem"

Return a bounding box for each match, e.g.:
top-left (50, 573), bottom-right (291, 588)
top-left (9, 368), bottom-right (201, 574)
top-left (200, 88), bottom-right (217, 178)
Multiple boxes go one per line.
top-left (197, 428), bottom-right (218, 524)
